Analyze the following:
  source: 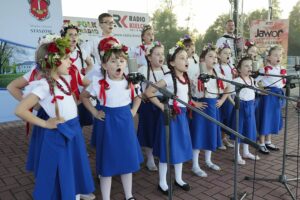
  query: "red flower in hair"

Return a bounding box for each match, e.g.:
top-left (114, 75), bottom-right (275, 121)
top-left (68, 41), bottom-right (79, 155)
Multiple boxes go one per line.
top-left (48, 42), bottom-right (59, 53)
top-left (65, 48), bottom-right (71, 54)
top-left (121, 45), bottom-right (128, 53)
top-left (99, 37), bottom-right (119, 52)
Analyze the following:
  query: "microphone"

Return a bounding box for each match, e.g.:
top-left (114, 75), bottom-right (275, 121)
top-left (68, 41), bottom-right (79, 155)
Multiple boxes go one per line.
top-left (250, 71), bottom-right (287, 79)
top-left (295, 57), bottom-right (300, 72)
top-left (127, 57), bottom-right (144, 84)
top-left (198, 73), bottom-right (213, 83)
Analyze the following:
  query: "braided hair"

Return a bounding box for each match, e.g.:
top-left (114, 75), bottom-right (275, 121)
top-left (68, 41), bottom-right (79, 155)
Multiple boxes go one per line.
top-left (167, 47), bottom-right (192, 116)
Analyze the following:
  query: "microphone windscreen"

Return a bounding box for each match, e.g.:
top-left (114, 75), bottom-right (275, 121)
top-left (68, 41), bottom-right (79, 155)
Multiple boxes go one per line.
top-left (128, 58), bottom-right (138, 74)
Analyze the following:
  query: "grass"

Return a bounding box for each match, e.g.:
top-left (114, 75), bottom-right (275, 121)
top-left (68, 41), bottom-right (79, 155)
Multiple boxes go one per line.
top-left (0, 73), bottom-right (24, 89)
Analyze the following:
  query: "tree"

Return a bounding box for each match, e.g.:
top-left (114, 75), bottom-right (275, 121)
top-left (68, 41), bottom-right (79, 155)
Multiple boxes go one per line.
top-left (151, 5), bottom-right (189, 55)
top-left (288, 1), bottom-right (300, 56)
top-left (0, 41), bottom-right (12, 74)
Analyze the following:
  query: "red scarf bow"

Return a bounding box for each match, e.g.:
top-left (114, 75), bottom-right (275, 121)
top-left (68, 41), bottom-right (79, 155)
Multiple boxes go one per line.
top-left (188, 101), bottom-right (195, 118)
top-left (217, 79), bottom-right (225, 90)
top-left (198, 79), bottom-right (205, 92)
top-left (173, 98), bottom-right (181, 115)
top-left (264, 66), bottom-right (273, 75)
top-left (98, 79), bottom-right (110, 106)
top-left (280, 69), bottom-right (287, 84)
top-left (69, 65), bottom-right (84, 100)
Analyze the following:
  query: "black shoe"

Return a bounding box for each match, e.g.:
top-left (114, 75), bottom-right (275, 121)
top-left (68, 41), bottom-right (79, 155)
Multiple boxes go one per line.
top-left (174, 181), bottom-right (191, 191)
top-left (266, 143), bottom-right (280, 151)
top-left (157, 184), bottom-right (169, 196)
top-left (259, 145), bottom-right (270, 154)
top-left (124, 197), bottom-right (136, 200)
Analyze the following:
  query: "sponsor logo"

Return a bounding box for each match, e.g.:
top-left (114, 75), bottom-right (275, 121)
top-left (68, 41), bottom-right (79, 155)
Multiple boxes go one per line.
top-left (28, 0), bottom-right (50, 21)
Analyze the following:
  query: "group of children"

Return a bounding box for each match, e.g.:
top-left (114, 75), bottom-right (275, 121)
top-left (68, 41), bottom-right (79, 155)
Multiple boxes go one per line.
top-left (7, 12), bottom-right (286, 200)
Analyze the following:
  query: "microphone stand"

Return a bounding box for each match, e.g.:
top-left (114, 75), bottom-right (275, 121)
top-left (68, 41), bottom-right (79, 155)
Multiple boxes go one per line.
top-left (128, 72), bottom-right (261, 200)
top-left (201, 73), bottom-right (300, 200)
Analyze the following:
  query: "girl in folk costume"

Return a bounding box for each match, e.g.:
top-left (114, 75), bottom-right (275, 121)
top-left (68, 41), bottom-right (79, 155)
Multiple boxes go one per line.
top-left (230, 57), bottom-right (260, 165)
top-left (80, 37), bottom-right (143, 200)
top-left (137, 41), bottom-right (169, 171)
top-left (214, 42), bottom-right (237, 150)
top-left (256, 45), bottom-right (286, 154)
top-left (190, 44), bottom-right (230, 177)
top-left (244, 40), bottom-right (261, 71)
top-left (7, 34), bottom-right (59, 177)
top-left (15, 38), bottom-right (95, 200)
top-left (182, 35), bottom-right (200, 80)
top-left (145, 42), bottom-right (193, 195)
top-left (61, 25), bottom-right (94, 128)
top-left (133, 25), bottom-right (155, 68)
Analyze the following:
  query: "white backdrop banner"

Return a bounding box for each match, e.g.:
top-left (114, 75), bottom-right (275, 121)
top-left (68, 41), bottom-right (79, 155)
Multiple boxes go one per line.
top-left (108, 10), bottom-right (149, 48)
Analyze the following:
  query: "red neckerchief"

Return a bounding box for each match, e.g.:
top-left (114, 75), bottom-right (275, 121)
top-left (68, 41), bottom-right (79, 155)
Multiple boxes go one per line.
top-left (129, 82), bottom-right (135, 101)
top-left (264, 66), bottom-right (273, 75)
top-left (280, 68), bottom-right (287, 84)
top-left (188, 101), bottom-right (195, 119)
top-left (68, 65), bottom-right (83, 100)
top-left (173, 98), bottom-right (181, 115)
top-left (98, 79), bottom-right (110, 106)
top-left (198, 79), bottom-right (205, 92)
top-left (139, 45), bottom-right (146, 55)
top-left (70, 50), bottom-right (79, 63)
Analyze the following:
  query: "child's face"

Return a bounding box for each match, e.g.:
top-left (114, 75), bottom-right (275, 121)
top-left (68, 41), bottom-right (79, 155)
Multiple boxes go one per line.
top-left (142, 29), bottom-right (154, 45)
top-left (100, 16), bottom-right (114, 35)
top-left (268, 49), bottom-right (282, 66)
top-left (103, 53), bottom-right (127, 80)
top-left (57, 55), bottom-right (72, 75)
top-left (239, 60), bottom-right (252, 77)
top-left (247, 46), bottom-right (258, 60)
top-left (186, 44), bottom-right (195, 58)
top-left (204, 50), bottom-right (217, 69)
top-left (218, 48), bottom-right (231, 64)
top-left (66, 28), bottom-right (78, 48)
top-left (147, 47), bottom-right (164, 69)
top-left (170, 50), bottom-right (188, 73)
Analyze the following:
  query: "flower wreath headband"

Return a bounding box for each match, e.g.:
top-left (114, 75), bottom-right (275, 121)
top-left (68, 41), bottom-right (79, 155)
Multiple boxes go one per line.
top-left (60, 24), bottom-right (79, 37)
top-left (145, 41), bottom-right (163, 55)
top-left (244, 40), bottom-right (255, 50)
top-left (202, 43), bottom-right (217, 52)
top-left (217, 42), bottom-right (231, 53)
top-left (40, 37), bottom-right (71, 71)
top-left (99, 37), bottom-right (128, 58)
top-left (168, 39), bottom-right (186, 56)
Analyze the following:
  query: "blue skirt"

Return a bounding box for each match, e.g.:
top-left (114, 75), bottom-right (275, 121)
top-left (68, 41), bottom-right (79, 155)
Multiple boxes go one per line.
top-left (33, 117), bottom-right (95, 200)
top-left (229, 100), bottom-right (257, 143)
top-left (78, 103), bottom-right (93, 127)
top-left (90, 101), bottom-right (101, 147)
top-left (26, 107), bottom-right (49, 177)
top-left (257, 87), bottom-right (284, 135)
top-left (94, 105), bottom-right (143, 177)
top-left (137, 101), bottom-right (161, 148)
top-left (189, 98), bottom-right (222, 151)
top-left (219, 97), bottom-right (234, 133)
top-left (153, 107), bottom-right (193, 164)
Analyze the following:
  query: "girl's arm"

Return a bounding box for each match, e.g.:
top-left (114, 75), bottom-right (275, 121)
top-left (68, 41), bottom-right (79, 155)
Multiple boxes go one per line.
top-left (131, 96), bottom-right (141, 117)
top-left (216, 85), bottom-right (230, 108)
top-left (84, 56), bottom-right (93, 74)
top-left (144, 80), bottom-right (167, 111)
top-left (80, 89), bottom-right (105, 120)
top-left (7, 77), bottom-right (28, 101)
top-left (15, 94), bottom-right (63, 129)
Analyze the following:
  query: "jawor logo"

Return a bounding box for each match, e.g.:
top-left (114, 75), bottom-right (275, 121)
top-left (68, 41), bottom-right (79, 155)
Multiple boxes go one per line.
top-left (255, 29), bottom-right (284, 37)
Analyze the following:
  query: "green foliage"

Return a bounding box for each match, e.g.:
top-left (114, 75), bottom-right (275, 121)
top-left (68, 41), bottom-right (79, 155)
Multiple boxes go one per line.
top-left (0, 73), bottom-right (24, 88)
top-left (288, 1), bottom-right (300, 56)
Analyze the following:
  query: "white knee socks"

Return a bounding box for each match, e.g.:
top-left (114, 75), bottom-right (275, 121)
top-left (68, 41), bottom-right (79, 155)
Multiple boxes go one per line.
top-left (100, 176), bottom-right (112, 200)
top-left (159, 162), bottom-right (168, 190)
top-left (121, 173), bottom-right (133, 200)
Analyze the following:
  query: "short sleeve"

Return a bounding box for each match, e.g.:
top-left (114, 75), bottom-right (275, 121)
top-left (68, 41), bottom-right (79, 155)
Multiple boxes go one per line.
top-left (24, 79), bottom-right (49, 100)
top-left (162, 73), bottom-right (173, 87)
top-left (23, 66), bottom-right (36, 81)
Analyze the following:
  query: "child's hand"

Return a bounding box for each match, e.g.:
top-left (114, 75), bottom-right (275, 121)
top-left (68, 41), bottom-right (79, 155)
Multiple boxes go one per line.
top-left (44, 117), bottom-right (65, 129)
top-left (216, 99), bottom-right (225, 108)
top-left (194, 101), bottom-right (208, 110)
top-left (93, 110), bottom-right (105, 121)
